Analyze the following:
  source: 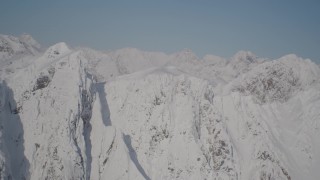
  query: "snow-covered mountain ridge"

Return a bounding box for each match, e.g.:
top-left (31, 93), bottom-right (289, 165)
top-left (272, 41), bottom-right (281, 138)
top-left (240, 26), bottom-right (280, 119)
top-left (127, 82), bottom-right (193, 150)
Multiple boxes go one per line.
top-left (0, 34), bottom-right (320, 180)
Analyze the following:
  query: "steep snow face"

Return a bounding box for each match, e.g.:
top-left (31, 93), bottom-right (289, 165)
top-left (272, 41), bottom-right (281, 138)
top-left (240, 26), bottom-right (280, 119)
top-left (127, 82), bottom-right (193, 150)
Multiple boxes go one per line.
top-left (220, 86), bottom-right (320, 179)
top-left (100, 72), bottom-right (239, 180)
top-left (20, 52), bottom-right (94, 180)
top-left (1, 34), bottom-right (320, 180)
top-left (0, 45), bottom-right (96, 179)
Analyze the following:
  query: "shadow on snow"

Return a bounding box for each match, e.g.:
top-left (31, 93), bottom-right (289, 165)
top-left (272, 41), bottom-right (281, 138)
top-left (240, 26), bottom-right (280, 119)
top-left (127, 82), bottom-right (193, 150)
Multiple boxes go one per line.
top-left (0, 81), bottom-right (30, 179)
top-left (123, 134), bottom-right (151, 180)
top-left (95, 82), bottom-right (111, 126)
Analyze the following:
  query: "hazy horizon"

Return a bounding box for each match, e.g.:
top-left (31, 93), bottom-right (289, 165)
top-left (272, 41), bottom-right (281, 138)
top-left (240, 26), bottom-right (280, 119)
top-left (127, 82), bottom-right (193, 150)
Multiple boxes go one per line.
top-left (1, 0), bottom-right (319, 62)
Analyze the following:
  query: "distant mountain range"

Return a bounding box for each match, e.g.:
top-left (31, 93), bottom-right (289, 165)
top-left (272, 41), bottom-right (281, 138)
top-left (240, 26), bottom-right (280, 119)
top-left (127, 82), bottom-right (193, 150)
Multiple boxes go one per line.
top-left (1, 34), bottom-right (320, 180)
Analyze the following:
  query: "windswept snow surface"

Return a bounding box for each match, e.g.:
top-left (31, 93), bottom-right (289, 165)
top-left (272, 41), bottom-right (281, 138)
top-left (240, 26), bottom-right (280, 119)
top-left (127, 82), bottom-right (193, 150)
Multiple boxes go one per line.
top-left (0, 34), bottom-right (320, 179)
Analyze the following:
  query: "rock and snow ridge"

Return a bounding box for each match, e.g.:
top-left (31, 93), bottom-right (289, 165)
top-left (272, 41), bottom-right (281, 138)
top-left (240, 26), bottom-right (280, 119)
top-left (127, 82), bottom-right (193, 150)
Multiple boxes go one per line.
top-left (0, 34), bottom-right (320, 180)
top-left (0, 34), bottom-right (41, 59)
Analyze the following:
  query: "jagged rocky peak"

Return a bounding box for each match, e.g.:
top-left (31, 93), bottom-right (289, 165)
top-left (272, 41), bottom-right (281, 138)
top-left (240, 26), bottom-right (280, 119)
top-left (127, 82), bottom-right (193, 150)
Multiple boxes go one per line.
top-left (0, 36), bottom-right (13, 56)
top-left (225, 51), bottom-right (262, 77)
top-left (171, 48), bottom-right (199, 63)
top-left (19, 33), bottom-right (41, 53)
top-left (231, 58), bottom-right (315, 103)
top-left (277, 54), bottom-right (320, 86)
top-left (44, 42), bottom-right (70, 58)
top-left (111, 48), bottom-right (148, 64)
top-left (0, 34), bottom-right (41, 58)
top-left (227, 55), bottom-right (318, 105)
top-left (230, 50), bottom-right (259, 64)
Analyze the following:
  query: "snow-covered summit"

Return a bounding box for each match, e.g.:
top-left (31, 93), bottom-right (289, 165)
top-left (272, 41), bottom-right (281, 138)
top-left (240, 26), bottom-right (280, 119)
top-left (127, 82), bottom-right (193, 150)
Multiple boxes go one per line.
top-left (0, 34), bottom-right (41, 59)
top-left (277, 54), bottom-right (320, 85)
top-left (228, 54), bottom-right (320, 103)
top-left (231, 50), bottom-right (259, 63)
top-left (227, 51), bottom-right (262, 75)
top-left (19, 34), bottom-right (41, 53)
top-left (43, 42), bottom-right (70, 59)
top-left (170, 48), bottom-right (199, 65)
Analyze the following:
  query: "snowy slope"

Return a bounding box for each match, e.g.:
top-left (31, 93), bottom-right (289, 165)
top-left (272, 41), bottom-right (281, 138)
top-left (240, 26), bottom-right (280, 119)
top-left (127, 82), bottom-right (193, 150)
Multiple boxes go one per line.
top-left (0, 34), bottom-right (320, 180)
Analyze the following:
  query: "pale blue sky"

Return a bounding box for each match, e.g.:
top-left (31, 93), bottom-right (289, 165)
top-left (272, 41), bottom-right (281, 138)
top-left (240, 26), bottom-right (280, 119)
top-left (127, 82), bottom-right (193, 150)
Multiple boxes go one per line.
top-left (1, 0), bottom-right (319, 62)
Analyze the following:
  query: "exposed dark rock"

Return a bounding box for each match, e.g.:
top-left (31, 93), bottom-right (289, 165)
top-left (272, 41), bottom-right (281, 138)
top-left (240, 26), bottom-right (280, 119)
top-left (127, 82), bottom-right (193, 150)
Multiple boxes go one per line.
top-left (33, 75), bottom-right (50, 91)
top-left (234, 62), bottom-right (300, 103)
